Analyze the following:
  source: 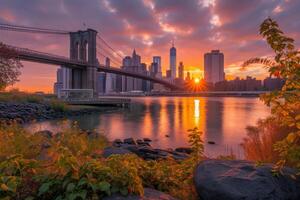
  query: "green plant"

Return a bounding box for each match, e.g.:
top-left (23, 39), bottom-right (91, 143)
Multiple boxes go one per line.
top-left (188, 127), bottom-right (204, 162)
top-left (49, 99), bottom-right (67, 112)
top-left (243, 18), bottom-right (300, 172)
top-left (0, 122), bottom-right (204, 200)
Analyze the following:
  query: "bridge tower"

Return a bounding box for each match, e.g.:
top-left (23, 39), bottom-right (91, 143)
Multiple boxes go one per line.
top-left (68, 29), bottom-right (98, 92)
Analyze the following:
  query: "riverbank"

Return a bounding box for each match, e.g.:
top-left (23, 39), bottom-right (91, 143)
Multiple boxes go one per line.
top-left (0, 101), bottom-right (120, 123)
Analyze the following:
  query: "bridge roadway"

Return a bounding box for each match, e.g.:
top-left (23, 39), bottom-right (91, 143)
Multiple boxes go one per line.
top-left (4, 44), bottom-right (182, 90)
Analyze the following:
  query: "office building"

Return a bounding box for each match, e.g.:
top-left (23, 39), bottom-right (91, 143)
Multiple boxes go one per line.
top-left (263, 77), bottom-right (284, 90)
top-left (54, 67), bottom-right (71, 95)
top-left (178, 62), bottom-right (184, 80)
top-left (121, 49), bottom-right (149, 92)
top-left (214, 76), bottom-right (262, 91)
top-left (96, 72), bottom-right (106, 94)
top-left (153, 56), bottom-right (162, 78)
top-left (170, 43), bottom-right (176, 79)
top-left (204, 50), bottom-right (224, 84)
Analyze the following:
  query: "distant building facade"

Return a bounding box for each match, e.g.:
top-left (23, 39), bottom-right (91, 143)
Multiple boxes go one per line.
top-left (178, 62), bottom-right (184, 80)
top-left (214, 76), bottom-right (262, 91)
top-left (121, 49), bottom-right (150, 92)
top-left (53, 66), bottom-right (71, 95)
top-left (96, 72), bottom-right (106, 94)
top-left (263, 77), bottom-right (284, 90)
top-left (204, 50), bottom-right (224, 84)
top-left (153, 56), bottom-right (162, 78)
top-left (170, 43), bottom-right (177, 79)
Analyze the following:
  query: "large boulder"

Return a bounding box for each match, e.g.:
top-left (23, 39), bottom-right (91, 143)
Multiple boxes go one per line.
top-left (124, 138), bottom-right (136, 145)
top-left (194, 159), bottom-right (300, 200)
top-left (103, 188), bottom-right (178, 200)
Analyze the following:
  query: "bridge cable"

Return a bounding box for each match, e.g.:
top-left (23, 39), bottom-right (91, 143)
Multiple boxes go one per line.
top-left (96, 35), bottom-right (124, 59)
top-left (96, 43), bottom-right (122, 65)
top-left (0, 23), bottom-right (70, 35)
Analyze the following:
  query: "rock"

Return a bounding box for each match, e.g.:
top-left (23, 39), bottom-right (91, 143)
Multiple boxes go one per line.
top-left (124, 138), bottom-right (136, 145)
top-left (120, 144), bottom-right (139, 154)
top-left (143, 138), bottom-right (152, 142)
top-left (137, 146), bottom-right (158, 155)
top-left (113, 139), bottom-right (123, 147)
top-left (35, 130), bottom-right (53, 138)
top-left (175, 147), bottom-right (192, 154)
top-left (207, 141), bottom-right (215, 144)
top-left (194, 159), bottom-right (300, 200)
top-left (103, 147), bottom-right (132, 158)
top-left (165, 134), bottom-right (170, 138)
top-left (136, 139), bottom-right (150, 146)
top-left (103, 188), bottom-right (178, 200)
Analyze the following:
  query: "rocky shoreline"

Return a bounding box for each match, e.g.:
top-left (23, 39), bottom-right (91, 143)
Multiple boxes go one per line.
top-left (104, 137), bottom-right (192, 160)
top-left (0, 102), bottom-right (118, 123)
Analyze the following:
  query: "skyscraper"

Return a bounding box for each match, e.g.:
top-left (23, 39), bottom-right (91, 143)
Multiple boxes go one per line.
top-left (121, 49), bottom-right (148, 92)
top-left (153, 56), bottom-right (162, 78)
top-left (178, 62), bottom-right (184, 80)
top-left (169, 42), bottom-right (176, 79)
top-left (204, 50), bottom-right (224, 84)
top-left (105, 57), bottom-right (116, 94)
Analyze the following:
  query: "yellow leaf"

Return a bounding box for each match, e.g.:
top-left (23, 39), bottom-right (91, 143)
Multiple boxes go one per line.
top-left (287, 133), bottom-right (296, 143)
top-left (0, 183), bottom-right (9, 191)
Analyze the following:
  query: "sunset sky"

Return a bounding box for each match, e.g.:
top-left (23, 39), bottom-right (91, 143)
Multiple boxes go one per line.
top-left (0, 0), bottom-right (299, 93)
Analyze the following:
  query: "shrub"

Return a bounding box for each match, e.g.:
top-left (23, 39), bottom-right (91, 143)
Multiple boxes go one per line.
top-left (49, 99), bottom-right (67, 112)
top-left (0, 123), bottom-right (203, 200)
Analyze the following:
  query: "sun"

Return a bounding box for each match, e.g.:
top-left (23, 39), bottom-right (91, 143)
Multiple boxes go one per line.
top-left (194, 78), bottom-right (200, 84)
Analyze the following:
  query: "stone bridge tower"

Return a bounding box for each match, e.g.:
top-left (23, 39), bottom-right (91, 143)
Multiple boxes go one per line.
top-left (68, 29), bottom-right (98, 92)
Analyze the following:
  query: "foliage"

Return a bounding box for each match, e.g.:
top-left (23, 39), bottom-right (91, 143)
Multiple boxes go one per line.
top-left (0, 123), bottom-right (204, 200)
top-left (0, 43), bottom-right (23, 91)
top-left (0, 122), bottom-right (46, 160)
top-left (242, 117), bottom-right (291, 163)
top-left (49, 99), bottom-right (67, 112)
top-left (0, 90), bottom-right (69, 113)
top-left (242, 18), bottom-right (300, 172)
top-left (0, 90), bottom-right (43, 103)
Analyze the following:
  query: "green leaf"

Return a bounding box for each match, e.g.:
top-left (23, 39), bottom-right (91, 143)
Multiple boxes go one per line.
top-left (77, 178), bottom-right (87, 187)
top-left (120, 187), bottom-right (128, 196)
top-left (38, 182), bottom-right (51, 196)
top-left (66, 182), bottom-right (75, 192)
top-left (98, 181), bottom-right (110, 192)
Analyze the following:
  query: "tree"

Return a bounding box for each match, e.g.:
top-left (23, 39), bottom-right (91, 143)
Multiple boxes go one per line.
top-left (243, 18), bottom-right (300, 172)
top-left (0, 43), bottom-right (23, 91)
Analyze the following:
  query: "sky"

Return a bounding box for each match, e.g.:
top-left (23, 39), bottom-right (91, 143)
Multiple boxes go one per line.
top-left (0, 0), bottom-right (299, 92)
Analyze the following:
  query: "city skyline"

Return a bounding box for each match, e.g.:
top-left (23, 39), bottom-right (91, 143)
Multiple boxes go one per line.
top-left (0, 0), bottom-right (299, 92)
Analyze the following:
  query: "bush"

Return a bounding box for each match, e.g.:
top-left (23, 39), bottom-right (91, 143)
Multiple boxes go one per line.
top-left (49, 99), bottom-right (67, 112)
top-left (0, 90), bottom-right (43, 103)
top-left (242, 18), bottom-right (300, 172)
top-left (0, 123), bottom-right (203, 200)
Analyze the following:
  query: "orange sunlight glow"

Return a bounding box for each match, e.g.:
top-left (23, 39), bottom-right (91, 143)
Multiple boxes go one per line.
top-left (194, 77), bottom-right (200, 84)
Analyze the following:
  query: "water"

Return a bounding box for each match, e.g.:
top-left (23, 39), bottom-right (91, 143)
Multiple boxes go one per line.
top-left (26, 97), bottom-right (270, 158)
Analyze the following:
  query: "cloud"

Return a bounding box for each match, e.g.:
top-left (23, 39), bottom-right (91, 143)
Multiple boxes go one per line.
top-left (0, 0), bottom-right (299, 91)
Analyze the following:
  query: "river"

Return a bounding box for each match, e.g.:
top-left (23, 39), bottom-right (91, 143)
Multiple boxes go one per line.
top-left (26, 97), bottom-right (270, 158)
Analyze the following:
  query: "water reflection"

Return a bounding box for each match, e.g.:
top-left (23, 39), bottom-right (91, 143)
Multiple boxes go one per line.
top-left (26, 97), bottom-right (270, 158)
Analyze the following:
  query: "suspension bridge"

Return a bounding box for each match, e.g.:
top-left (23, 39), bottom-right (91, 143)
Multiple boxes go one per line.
top-left (0, 23), bottom-right (182, 93)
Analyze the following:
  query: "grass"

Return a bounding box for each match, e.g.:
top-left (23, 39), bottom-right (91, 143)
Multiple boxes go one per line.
top-left (241, 116), bottom-right (292, 164)
top-left (0, 90), bottom-right (43, 103)
top-left (0, 123), bottom-right (203, 200)
top-left (0, 90), bottom-right (68, 112)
